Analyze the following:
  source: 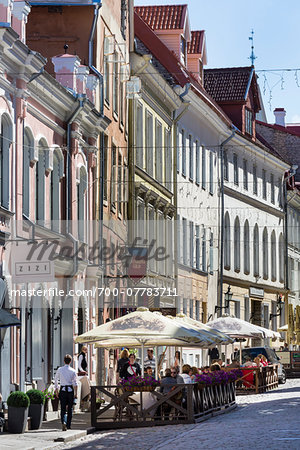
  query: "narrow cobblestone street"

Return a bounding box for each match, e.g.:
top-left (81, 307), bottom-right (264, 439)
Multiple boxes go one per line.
top-left (60, 379), bottom-right (300, 450)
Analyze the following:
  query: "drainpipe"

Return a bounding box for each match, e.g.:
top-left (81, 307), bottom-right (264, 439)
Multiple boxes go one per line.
top-left (88, 2), bottom-right (103, 115)
top-left (218, 127), bottom-right (236, 316)
top-left (284, 165), bottom-right (298, 292)
top-left (172, 84), bottom-right (191, 313)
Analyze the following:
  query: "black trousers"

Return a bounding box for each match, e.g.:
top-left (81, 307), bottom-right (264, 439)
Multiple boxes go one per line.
top-left (59, 388), bottom-right (74, 428)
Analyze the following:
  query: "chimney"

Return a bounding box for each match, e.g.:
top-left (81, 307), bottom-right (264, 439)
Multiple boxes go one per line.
top-left (274, 108), bottom-right (286, 127)
top-left (0, 0), bottom-right (13, 26)
top-left (76, 65), bottom-right (89, 95)
top-left (51, 54), bottom-right (81, 92)
top-left (11, 0), bottom-right (31, 44)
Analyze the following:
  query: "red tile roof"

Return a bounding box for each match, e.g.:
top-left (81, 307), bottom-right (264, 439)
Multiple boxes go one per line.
top-left (134, 4), bottom-right (187, 30)
top-left (188, 30), bottom-right (205, 54)
top-left (204, 67), bottom-right (254, 102)
top-left (256, 120), bottom-right (300, 137)
top-left (134, 11), bottom-right (190, 88)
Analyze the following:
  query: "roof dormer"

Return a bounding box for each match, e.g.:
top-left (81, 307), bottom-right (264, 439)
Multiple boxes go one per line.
top-left (135, 4), bottom-right (191, 67)
top-left (187, 30), bottom-right (207, 85)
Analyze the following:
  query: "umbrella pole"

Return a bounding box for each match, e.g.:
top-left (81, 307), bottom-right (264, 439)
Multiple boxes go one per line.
top-left (239, 341), bottom-right (242, 365)
top-left (141, 342), bottom-right (145, 377)
top-left (155, 346), bottom-right (158, 379)
top-left (180, 346), bottom-right (183, 372)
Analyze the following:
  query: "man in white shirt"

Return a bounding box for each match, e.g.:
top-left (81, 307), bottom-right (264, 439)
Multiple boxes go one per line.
top-left (144, 348), bottom-right (156, 372)
top-left (55, 354), bottom-right (78, 431)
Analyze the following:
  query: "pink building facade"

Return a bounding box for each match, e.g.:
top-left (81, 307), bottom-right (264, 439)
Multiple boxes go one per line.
top-left (0, 0), bottom-right (109, 399)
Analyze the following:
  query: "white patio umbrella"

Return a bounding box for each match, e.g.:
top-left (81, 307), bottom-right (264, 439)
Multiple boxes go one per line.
top-left (255, 325), bottom-right (281, 339)
top-left (278, 324), bottom-right (288, 332)
top-left (207, 315), bottom-right (265, 364)
top-left (75, 307), bottom-right (217, 375)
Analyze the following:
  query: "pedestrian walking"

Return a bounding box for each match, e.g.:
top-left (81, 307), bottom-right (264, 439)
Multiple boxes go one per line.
top-left (55, 354), bottom-right (78, 431)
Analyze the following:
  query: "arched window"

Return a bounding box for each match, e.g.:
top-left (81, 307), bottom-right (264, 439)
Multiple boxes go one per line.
top-left (23, 128), bottom-right (34, 217)
top-left (263, 227), bottom-right (268, 279)
top-left (244, 220), bottom-right (250, 274)
top-left (253, 224), bottom-right (259, 277)
top-left (224, 212), bottom-right (230, 269)
top-left (78, 165), bottom-right (87, 241)
top-left (234, 217), bottom-right (240, 271)
top-left (279, 233), bottom-right (284, 283)
top-left (271, 231), bottom-right (277, 281)
top-left (0, 114), bottom-right (12, 209)
top-left (51, 149), bottom-right (64, 231)
top-left (36, 140), bottom-right (47, 223)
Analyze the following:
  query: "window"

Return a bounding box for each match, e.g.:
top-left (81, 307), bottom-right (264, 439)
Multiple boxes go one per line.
top-left (278, 177), bottom-right (283, 207)
top-left (176, 128), bottom-right (180, 173)
top-left (195, 141), bottom-right (200, 185)
top-left (78, 166), bottom-right (87, 241)
top-left (271, 231), bottom-right (277, 281)
top-left (233, 153), bottom-right (238, 185)
top-left (189, 221), bottom-right (194, 267)
top-left (244, 296), bottom-right (250, 322)
top-left (253, 164), bottom-right (257, 195)
top-left (164, 128), bottom-right (172, 191)
top-left (177, 214), bottom-right (181, 264)
top-left (103, 135), bottom-right (108, 201)
top-left (104, 55), bottom-right (110, 103)
top-left (244, 220), bottom-right (250, 274)
top-left (51, 149), bottom-right (63, 232)
top-left (234, 301), bottom-right (240, 319)
top-left (189, 299), bottom-right (193, 318)
top-left (245, 108), bottom-right (253, 135)
top-left (111, 144), bottom-right (117, 208)
top-left (120, 79), bottom-right (124, 125)
top-left (195, 225), bottom-right (200, 269)
top-left (196, 301), bottom-right (200, 321)
top-left (145, 111), bottom-right (153, 176)
top-left (270, 173), bottom-right (275, 204)
top-left (118, 153), bottom-right (122, 216)
top-left (180, 37), bottom-right (186, 65)
top-left (224, 213), bottom-right (230, 269)
top-left (201, 146), bottom-right (206, 189)
top-left (113, 54), bottom-right (119, 114)
top-left (0, 114), bottom-right (12, 209)
top-left (279, 233), bottom-right (284, 283)
top-left (209, 151), bottom-right (213, 194)
top-left (243, 159), bottom-right (248, 190)
top-left (155, 119), bottom-right (163, 183)
top-left (136, 102), bottom-right (143, 169)
top-left (209, 231), bottom-right (214, 274)
top-left (262, 169), bottom-right (267, 200)
top-left (234, 217), bottom-right (240, 272)
top-left (189, 135), bottom-right (193, 180)
top-left (224, 150), bottom-right (228, 181)
top-left (263, 228), bottom-right (268, 279)
top-left (253, 224), bottom-right (259, 277)
top-left (120, 0), bottom-right (127, 39)
top-left (202, 227), bottom-right (206, 272)
top-left (182, 218), bottom-right (187, 265)
top-left (181, 130), bottom-right (186, 177)
top-left (36, 142), bottom-right (46, 223)
top-left (23, 128), bottom-right (33, 217)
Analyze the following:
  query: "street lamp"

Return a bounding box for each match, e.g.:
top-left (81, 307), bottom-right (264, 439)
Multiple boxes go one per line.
top-left (269, 294), bottom-right (284, 321)
top-left (215, 285), bottom-right (234, 314)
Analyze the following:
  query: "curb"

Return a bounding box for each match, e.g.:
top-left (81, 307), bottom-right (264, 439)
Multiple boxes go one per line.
top-left (54, 430), bottom-right (87, 443)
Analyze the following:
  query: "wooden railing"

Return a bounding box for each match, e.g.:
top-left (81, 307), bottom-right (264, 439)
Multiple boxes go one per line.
top-left (91, 382), bottom-right (236, 429)
top-left (232, 365), bottom-right (278, 394)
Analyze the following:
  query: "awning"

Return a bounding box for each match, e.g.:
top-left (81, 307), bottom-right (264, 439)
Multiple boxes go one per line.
top-left (0, 309), bottom-right (21, 328)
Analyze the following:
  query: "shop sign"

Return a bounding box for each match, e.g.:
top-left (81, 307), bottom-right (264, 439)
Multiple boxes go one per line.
top-left (249, 287), bottom-right (264, 298)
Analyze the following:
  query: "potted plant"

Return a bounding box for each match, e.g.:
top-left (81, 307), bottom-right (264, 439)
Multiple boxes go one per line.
top-left (7, 391), bottom-right (30, 434)
top-left (42, 386), bottom-right (58, 412)
top-left (27, 389), bottom-right (45, 430)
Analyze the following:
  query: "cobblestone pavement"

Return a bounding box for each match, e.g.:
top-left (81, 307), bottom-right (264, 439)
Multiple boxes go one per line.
top-left (59, 379), bottom-right (300, 450)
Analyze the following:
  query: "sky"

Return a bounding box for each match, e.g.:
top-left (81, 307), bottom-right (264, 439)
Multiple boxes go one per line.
top-left (134, 0), bottom-right (300, 124)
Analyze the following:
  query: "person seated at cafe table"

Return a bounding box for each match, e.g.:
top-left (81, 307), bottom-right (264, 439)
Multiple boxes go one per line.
top-left (170, 366), bottom-right (184, 384)
top-left (243, 355), bottom-right (256, 367)
top-left (180, 364), bottom-right (193, 383)
top-left (145, 366), bottom-right (156, 379)
top-left (120, 353), bottom-right (141, 379)
top-left (159, 368), bottom-right (177, 394)
top-left (190, 367), bottom-right (199, 381)
top-left (258, 354), bottom-right (268, 366)
top-left (201, 366), bottom-right (210, 374)
top-left (226, 359), bottom-right (240, 368)
top-left (210, 362), bottom-right (222, 371)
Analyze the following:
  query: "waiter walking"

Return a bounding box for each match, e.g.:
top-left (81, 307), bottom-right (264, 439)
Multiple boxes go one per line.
top-left (55, 354), bottom-right (78, 431)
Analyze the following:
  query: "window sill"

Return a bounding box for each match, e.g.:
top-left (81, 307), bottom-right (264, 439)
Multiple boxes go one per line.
top-left (234, 268), bottom-right (240, 273)
top-left (113, 111), bottom-right (118, 122)
top-left (189, 177), bottom-right (194, 183)
top-left (104, 99), bottom-right (110, 109)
